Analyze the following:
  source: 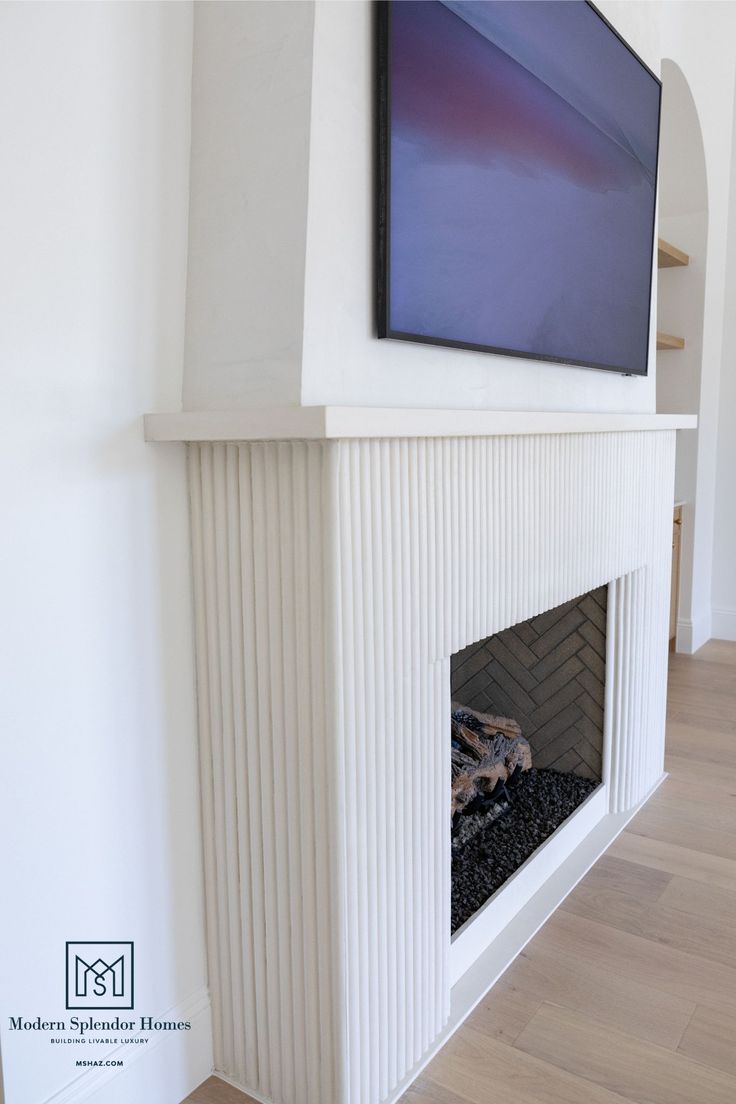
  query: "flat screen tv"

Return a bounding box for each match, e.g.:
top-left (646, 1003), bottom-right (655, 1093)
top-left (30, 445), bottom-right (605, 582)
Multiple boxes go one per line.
top-left (377, 0), bottom-right (661, 375)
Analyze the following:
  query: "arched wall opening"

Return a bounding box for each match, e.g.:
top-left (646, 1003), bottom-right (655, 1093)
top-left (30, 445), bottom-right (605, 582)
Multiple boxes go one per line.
top-left (656, 58), bottom-right (708, 649)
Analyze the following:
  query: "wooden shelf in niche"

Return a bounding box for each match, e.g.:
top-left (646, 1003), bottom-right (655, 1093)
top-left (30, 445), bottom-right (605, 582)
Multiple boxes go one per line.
top-left (658, 237), bottom-right (690, 268)
top-left (657, 239), bottom-right (688, 350)
top-left (657, 331), bottom-right (685, 351)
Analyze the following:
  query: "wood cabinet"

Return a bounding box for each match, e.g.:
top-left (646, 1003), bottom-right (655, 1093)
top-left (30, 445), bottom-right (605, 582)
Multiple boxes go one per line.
top-left (670, 505), bottom-right (683, 642)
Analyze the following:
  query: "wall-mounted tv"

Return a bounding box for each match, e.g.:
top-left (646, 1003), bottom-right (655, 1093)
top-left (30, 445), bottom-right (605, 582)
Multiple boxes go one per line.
top-left (377, 1), bottom-right (661, 376)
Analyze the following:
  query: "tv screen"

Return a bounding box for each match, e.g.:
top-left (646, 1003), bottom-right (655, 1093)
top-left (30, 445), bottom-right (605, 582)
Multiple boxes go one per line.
top-left (377, 0), bottom-right (661, 375)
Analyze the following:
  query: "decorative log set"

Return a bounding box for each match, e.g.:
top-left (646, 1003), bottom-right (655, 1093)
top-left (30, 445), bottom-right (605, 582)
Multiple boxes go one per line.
top-left (451, 702), bottom-right (532, 819)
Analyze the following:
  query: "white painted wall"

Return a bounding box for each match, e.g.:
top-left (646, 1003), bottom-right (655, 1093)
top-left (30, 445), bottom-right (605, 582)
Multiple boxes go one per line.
top-left (183, 0), bottom-right (314, 411)
top-left (657, 2), bottom-right (736, 650)
top-left (712, 78), bottom-right (736, 642)
top-left (0, 4), bottom-right (211, 1102)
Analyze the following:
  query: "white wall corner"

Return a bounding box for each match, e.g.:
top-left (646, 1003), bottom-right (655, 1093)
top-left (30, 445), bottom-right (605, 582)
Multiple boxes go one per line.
top-left (711, 606), bottom-right (736, 642)
top-left (675, 608), bottom-right (713, 653)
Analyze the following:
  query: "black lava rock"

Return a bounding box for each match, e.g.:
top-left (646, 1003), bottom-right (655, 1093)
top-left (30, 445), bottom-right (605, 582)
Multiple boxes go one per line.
top-left (451, 768), bottom-right (598, 933)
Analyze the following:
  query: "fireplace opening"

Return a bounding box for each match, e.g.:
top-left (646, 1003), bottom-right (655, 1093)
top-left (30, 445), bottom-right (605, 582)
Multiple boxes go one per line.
top-left (450, 586), bottom-right (607, 933)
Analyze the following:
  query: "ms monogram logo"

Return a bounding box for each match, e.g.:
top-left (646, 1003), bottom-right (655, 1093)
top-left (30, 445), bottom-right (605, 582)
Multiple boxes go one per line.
top-left (65, 942), bottom-right (134, 1010)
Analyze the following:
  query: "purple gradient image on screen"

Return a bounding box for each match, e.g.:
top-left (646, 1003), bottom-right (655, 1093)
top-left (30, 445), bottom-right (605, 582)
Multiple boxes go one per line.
top-left (377, 1), bottom-right (661, 375)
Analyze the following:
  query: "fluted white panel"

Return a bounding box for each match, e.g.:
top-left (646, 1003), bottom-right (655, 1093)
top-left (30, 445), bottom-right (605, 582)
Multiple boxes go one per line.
top-left (189, 442), bottom-right (340, 1104)
top-left (187, 429), bottom-right (676, 1104)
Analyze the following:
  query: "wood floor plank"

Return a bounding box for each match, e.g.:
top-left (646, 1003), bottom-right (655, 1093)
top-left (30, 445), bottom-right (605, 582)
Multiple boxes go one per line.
top-left (514, 1002), bottom-right (736, 1104)
top-left (567, 853), bottom-right (671, 900)
top-left (636, 785), bottom-right (736, 834)
top-left (658, 875), bottom-right (736, 923)
top-left (609, 830), bottom-right (736, 891)
top-left (666, 702), bottom-right (736, 731)
top-left (560, 879), bottom-right (736, 970)
top-left (691, 639), bottom-right (736, 664)
top-left (531, 909), bottom-right (736, 1016)
top-left (664, 720), bottom-right (736, 764)
top-left (183, 1076), bottom-right (257, 1104)
top-left (677, 1004), bottom-right (736, 1078)
top-left (625, 808), bottom-right (736, 863)
top-left (665, 684), bottom-right (736, 721)
top-left (648, 777), bottom-right (736, 821)
top-left (663, 754), bottom-right (736, 793)
top-left (483, 939), bottom-right (694, 1050)
top-left (668, 645), bottom-right (736, 673)
top-left (422, 1025), bottom-right (634, 1104)
top-left (665, 665), bottom-right (736, 694)
top-left (464, 973), bottom-right (543, 1045)
top-left (406, 1079), bottom-right (478, 1104)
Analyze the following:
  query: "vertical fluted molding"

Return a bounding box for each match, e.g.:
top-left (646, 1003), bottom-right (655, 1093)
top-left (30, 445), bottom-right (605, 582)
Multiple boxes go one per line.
top-left (187, 429), bottom-right (676, 1104)
top-left (189, 442), bottom-right (340, 1104)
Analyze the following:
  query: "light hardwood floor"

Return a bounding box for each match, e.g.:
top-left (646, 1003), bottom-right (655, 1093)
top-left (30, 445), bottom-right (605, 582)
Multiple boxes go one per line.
top-left (185, 640), bottom-right (736, 1104)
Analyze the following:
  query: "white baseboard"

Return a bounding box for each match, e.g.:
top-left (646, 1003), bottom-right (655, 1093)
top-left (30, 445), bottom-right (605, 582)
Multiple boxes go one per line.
top-left (210, 1072), bottom-right (273, 1104)
top-left (676, 610), bottom-right (712, 653)
top-left (711, 607), bottom-right (736, 642)
top-left (41, 988), bottom-right (212, 1104)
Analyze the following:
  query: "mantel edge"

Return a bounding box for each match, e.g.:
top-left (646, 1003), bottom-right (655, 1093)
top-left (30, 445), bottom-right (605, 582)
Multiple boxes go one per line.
top-left (144, 407), bottom-right (698, 443)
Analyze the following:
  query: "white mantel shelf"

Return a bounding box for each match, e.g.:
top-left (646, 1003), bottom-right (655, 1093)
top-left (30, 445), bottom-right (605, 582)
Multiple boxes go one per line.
top-left (144, 407), bottom-right (697, 442)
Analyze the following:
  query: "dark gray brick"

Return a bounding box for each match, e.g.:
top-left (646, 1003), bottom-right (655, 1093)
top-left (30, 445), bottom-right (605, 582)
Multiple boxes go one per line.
top-left (531, 702), bottom-right (583, 748)
top-left (531, 655), bottom-right (585, 706)
top-left (573, 710), bottom-right (604, 743)
top-left (531, 607), bottom-right (587, 659)
top-left (530, 630), bottom-right (585, 683)
top-left (533, 726), bottom-right (584, 768)
top-left (578, 592), bottom-right (608, 632)
top-left (574, 734), bottom-right (603, 776)
top-left (576, 666), bottom-right (605, 708)
top-left (487, 635), bottom-right (539, 692)
top-left (514, 620), bottom-right (539, 647)
top-left (577, 689), bottom-right (604, 728)
top-left (452, 667), bottom-right (495, 706)
top-left (487, 660), bottom-right (538, 715)
top-left (529, 596), bottom-right (580, 635)
top-left (578, 643), bottom-right (605, 682)
top-left (529, 678), bottom-right (583, 730)
top-left (451, 642), bottom-right (491, 691)
top-left (539, 746), bottom-right (582, 773)
top-left (580, 619), bottom-right (606, 661)
top-left (491, 627), bottom-right (539, 669)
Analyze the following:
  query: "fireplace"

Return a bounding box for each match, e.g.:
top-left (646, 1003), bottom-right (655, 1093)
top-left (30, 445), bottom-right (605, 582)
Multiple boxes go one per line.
top-left (451, 588), bottom-right (607, 932)
top-left (144, 407), bottom-right (693, 1104)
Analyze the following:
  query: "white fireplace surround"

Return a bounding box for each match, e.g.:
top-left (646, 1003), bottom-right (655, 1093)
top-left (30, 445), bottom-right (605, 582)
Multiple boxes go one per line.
top-left (146, 407), bottom-right (695, 1104)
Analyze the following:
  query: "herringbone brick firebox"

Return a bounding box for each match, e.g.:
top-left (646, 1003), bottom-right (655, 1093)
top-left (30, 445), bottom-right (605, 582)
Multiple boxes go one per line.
top-left (451, 587), bottom-right (607, 781)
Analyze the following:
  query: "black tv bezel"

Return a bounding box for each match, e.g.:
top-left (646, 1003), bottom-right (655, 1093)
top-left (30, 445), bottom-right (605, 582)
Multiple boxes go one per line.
top-left (376, 0), bottom-right (662, 377)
